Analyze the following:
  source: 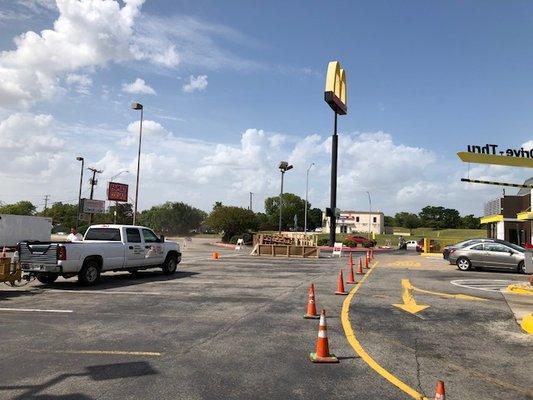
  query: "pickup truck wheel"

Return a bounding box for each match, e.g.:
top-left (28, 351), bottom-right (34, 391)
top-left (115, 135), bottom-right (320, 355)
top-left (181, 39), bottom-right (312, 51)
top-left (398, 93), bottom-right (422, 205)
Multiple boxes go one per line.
top-left (162, 255), bottom-right (178, 275)
top-left (36, 273), bottom-right (58, 284)
top-left (78, 260), bottom-right (101, 285)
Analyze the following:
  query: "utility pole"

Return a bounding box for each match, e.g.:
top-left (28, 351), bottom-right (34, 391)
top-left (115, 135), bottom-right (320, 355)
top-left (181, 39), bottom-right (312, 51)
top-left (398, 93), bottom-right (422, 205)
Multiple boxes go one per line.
top-left (43, 195), bottom-right (50, 212)
top-left (88, 167), bottom-right (103, 224)
top-left (249, 192), bottom-right (253, 211)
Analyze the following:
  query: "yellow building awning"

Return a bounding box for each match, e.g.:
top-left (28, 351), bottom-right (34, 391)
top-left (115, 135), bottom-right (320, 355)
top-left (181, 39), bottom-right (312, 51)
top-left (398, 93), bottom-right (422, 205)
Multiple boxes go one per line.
top-left (480, 214), bottom-right (504, 224)
top-left (457, 152), bottom-right (533, 168)
top-left (517, 211), bottom-right (533, 220)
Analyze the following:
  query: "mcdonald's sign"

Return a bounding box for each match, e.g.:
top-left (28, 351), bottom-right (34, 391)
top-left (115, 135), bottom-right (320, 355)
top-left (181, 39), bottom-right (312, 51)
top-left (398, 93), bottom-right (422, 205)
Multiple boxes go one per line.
top-left (324, 61), bottom-right (347, 115)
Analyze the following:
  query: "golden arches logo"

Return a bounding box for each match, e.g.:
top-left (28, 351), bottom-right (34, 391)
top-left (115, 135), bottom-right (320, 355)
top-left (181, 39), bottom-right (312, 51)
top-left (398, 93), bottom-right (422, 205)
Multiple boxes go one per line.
top-left (324, 61), bottom-right (347, 115)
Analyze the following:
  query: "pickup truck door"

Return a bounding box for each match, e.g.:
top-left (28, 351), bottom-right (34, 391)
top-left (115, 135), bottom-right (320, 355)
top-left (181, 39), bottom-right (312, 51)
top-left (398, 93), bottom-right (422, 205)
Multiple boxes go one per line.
top-left (141, 228), bottom-right (166, 265)
top-left (125, 227), bottom-right (145, 267)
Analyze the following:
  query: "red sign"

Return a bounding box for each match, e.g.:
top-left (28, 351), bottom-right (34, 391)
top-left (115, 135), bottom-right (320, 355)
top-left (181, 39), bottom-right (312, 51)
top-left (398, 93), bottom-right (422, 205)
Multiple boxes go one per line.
top-left (107, 182), bottom-right (129, 202)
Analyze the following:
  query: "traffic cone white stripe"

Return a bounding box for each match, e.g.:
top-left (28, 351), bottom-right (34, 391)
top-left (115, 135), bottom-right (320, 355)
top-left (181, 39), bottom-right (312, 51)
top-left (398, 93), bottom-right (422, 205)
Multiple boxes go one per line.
top-left (318, 330), bottom-right (327, 338)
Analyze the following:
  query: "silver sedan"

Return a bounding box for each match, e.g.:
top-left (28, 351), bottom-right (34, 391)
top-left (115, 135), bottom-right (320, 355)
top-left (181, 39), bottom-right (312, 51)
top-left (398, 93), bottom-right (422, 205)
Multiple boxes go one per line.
top-left (448, 242), bottom-right (528, 273)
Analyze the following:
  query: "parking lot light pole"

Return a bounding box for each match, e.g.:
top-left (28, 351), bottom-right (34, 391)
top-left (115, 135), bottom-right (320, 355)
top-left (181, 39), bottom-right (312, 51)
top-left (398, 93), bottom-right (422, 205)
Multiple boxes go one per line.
top-left (75, 156), bottom-right (84, 229)
top-left (131, 102), bottom-right (143, 226)
top-left (366, 191), bottom-right (372, 240)
top-left (278, 161), bottom-right (293, 234)
top-left (304, 162), bottom-right (314, 234)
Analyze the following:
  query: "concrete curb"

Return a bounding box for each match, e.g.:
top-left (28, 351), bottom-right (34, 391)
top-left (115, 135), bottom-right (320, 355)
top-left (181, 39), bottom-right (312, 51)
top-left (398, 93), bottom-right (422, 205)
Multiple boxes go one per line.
top-left (211, 242), bottom-right (238, 250)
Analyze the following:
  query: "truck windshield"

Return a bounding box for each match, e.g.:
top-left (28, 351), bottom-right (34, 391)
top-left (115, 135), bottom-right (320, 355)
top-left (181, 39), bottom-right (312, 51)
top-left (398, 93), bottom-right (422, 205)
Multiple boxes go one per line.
top-left (84, 228), bottom-right (121, 241)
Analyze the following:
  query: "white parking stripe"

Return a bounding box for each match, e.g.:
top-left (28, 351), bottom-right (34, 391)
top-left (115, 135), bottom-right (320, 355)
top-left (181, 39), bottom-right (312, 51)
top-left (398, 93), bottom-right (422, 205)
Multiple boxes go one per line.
top-left (0, 307), bottom-right (73, 313)
top-left (44, 289), bottom-right (163, 295)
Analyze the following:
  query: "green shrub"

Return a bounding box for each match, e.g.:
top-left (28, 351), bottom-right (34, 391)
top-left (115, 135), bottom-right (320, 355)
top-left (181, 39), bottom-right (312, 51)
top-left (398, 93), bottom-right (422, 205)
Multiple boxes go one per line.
top-left (317, 238), bottom-right (329, 246)
top-left (343, 239), bottom-right (357, 248)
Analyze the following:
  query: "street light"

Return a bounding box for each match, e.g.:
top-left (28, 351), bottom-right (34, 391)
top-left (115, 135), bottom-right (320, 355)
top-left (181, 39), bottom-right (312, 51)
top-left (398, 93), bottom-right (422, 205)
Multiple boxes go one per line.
top-left (75, 156), bottom-right (84, 229)
top-left (131, 102), bottom-right (144, 226)
top-left (304, 162), bottom-right (315, 234)
top-left (366, 191), bottom-right (372, 240)
top-left (278, 161), bottom-right (293, 233)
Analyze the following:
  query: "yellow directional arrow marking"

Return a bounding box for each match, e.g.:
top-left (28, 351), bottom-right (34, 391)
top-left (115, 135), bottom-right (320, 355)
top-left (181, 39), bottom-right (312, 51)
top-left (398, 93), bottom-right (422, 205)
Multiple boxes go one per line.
top-left (393, 279), bottom-right (430, 315)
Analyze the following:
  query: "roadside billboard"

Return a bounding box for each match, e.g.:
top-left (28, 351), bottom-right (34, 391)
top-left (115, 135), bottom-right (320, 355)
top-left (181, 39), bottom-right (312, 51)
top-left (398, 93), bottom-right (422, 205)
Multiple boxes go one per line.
top-left (107, 182), bottom-right (129, 202)
top-left (81, 199), bottom-right (105, 214)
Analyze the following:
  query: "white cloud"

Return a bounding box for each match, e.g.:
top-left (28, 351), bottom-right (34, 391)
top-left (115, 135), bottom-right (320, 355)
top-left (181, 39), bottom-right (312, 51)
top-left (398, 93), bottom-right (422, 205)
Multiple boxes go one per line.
top-left (121, 78), bottom-right (156, 95)
top-left (121, 119), bottom-right (172, 146)
top-left (182, 75), bottom-right (208, 93)
top-left (523, 140), bottom-right (533, 151)
top-left (1, 111), bottom-right (529, 214)
top-left (0, 112), bottom-right (64, 151)
top-left (0, 0), bottom-right (144, 108)
top-left (66, 73), bottom-right (93, 95)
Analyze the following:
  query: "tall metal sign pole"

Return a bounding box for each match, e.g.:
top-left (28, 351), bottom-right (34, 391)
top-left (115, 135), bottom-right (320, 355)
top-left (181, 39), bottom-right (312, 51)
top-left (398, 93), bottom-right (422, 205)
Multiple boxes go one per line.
top-left (324, 61), bottom-right (347, 247)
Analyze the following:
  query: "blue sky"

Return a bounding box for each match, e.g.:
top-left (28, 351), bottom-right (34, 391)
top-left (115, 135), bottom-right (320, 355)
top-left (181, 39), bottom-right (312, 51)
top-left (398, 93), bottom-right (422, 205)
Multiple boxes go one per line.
top-left (0, 0), bottom-right (531, 215)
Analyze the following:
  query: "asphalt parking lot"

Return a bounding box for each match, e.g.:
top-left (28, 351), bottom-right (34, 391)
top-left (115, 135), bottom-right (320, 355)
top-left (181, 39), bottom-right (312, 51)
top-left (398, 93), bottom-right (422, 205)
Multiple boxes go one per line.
top-left (0, 240), bottom-right (532, 400)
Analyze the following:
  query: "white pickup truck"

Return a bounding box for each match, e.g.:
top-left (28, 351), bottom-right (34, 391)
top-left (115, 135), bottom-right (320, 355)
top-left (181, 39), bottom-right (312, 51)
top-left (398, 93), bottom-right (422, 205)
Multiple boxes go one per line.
top-left (19, 224), bottom-right (181, 285)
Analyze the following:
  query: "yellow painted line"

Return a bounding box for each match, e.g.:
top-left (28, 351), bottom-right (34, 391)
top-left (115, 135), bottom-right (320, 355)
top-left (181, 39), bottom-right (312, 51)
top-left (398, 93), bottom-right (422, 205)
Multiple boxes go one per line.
top-left (39, 350), bottom-right (162, 356)
top-left (410, 282), bottom-right (486, 301)
top-left (506, 284), bottom-right (533, 296)
top-left (420, 253), bottom-right (442, 258)
top-left (341, 262), bottom-right (429, 400)
top-left (393, 279), bottom-right (430, 314)
top-left (520, 314), bottom-right (533, 335)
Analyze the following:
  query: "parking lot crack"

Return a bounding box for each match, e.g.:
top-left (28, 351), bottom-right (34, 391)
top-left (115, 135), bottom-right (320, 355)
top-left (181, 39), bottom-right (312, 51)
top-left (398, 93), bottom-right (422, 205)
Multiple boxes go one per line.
top-left (413, 338), bottom-right (426, 398)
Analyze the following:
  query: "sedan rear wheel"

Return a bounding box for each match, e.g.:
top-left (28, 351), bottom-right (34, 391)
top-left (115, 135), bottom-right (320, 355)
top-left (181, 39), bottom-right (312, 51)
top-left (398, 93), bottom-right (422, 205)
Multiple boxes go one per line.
top-left (456, 257), bottom-right (472, 271)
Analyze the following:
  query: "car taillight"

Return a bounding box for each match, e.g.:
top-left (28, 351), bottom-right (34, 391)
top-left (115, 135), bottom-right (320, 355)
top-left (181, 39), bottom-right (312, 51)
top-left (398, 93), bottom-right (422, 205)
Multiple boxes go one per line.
top-left (57, 246), bottom-right (67, 261)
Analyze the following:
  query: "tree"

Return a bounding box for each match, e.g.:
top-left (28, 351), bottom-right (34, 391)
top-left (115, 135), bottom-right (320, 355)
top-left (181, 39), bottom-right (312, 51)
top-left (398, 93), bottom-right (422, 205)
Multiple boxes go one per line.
top-left (384, 215), bottom-right (395, 227)
top-left (394, 212), bottom-right (420, 234)
top-left (307, 208), bottom-right (323, 231)
top-left (264, 193), bottom-right (308, 231)
top-left (0, 201), bottom-right (36, 215)
top-left (138, 202), bottom-right (206, 235)
top-left (206, 204), bottom-right (259, 242)
top-left (107, 203), bottom-right (134, 225)
top-left (40, 202), bottom-right (78, 231)
top-left (419, 206), bottom-right (461, 229)
top-left (461, 214), bottom-right (481, 229)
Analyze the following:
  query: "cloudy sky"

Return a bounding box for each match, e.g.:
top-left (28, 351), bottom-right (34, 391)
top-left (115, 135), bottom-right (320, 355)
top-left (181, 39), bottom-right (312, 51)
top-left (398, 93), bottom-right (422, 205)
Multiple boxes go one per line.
top-left (0, 0), bottom-right (532, 215)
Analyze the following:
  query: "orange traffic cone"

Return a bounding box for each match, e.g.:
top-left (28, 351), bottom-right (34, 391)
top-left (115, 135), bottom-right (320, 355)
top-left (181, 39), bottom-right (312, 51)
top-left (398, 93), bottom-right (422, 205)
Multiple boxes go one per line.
top-left (434, 380), bottom-right (445, 400)
top-left (309, 309), bottom-right (339, 363)
top-left (212, 252), bottom-right (220, 260)
top-left (304, 284), bottom-right (320, 319)
top-left (348, 252), bottom-right (354, 268)
top-left (346, 261), bottom-right (357, 284)
top-left (334, 269), bottom-right (348, 295)
top-left (357, 257), bottom-right (365, 275)
top-left (365, 254), bottom-right (369, 269)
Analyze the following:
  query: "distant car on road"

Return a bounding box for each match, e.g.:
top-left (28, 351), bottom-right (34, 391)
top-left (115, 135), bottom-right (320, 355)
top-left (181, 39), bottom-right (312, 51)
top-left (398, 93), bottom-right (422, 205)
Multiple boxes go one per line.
top-left (346, 235), bottom-right (377, 248)
top-left (405, 240), bottom-right (419, 250)
top-left (448, 241), bottom-right (528, 273)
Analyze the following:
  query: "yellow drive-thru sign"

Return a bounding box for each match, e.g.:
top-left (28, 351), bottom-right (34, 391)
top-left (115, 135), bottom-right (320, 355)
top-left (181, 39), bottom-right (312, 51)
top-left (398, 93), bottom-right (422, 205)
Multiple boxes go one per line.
top-left (324, 61), bottom-right (347, 115)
